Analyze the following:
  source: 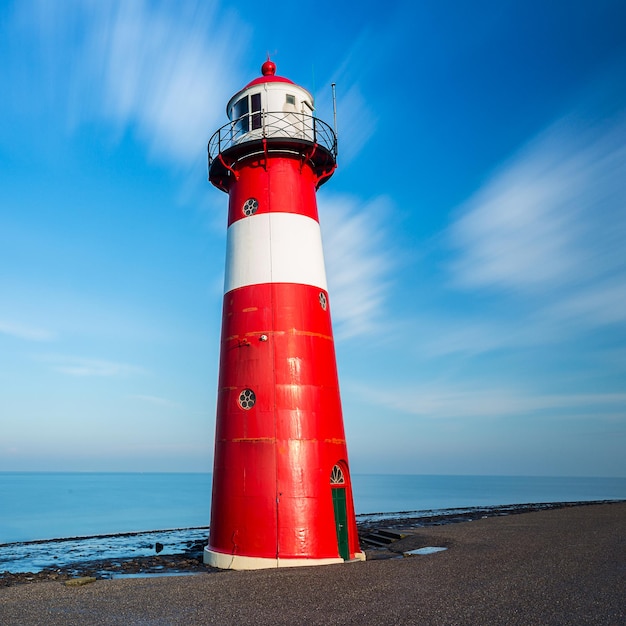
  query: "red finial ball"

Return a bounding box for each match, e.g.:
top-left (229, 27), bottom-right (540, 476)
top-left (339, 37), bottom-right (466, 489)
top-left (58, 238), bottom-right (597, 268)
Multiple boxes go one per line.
top-left (261, 59), bottom-right (276, 76)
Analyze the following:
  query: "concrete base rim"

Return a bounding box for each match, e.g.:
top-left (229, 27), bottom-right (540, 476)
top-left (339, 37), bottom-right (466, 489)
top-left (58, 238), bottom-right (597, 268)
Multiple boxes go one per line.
top-left (204, 546), bottom-right (364, 570)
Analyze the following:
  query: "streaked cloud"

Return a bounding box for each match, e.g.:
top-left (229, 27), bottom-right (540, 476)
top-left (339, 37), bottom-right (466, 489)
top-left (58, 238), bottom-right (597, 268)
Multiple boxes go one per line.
top-left (319, 194), bottom-right (393, 339)
top-left (359, 382), bottom-right (626, 421)
top-left (333, 85), bottom-right (377, 164)
top-left (130, 394), bottom-right (181, 409)
top-left (448, 110), bottom-right (626, 332)
top-left (19, 0), bottom-right (247, 168)
top-left (316, 33), bottom-right (378, 165)
top-left (0, 320), bottom-right (55, 342)
top-left (413, 314), bottom-right (549, 358)
top-left (38, 355), bottom-right (144, 377)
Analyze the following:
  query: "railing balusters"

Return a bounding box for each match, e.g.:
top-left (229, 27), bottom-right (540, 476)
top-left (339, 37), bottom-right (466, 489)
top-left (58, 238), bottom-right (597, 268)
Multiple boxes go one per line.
top-left (207, 112), bottom-right (337, 166)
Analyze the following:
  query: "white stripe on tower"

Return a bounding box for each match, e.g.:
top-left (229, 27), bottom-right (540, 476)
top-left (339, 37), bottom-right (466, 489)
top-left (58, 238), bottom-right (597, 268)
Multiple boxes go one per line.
top-left (224, 212), bottom-right (328, 294)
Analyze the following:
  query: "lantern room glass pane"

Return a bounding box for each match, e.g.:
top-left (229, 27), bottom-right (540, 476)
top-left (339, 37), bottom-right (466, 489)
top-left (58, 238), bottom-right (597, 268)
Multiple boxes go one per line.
top-left (251, 93), bottom-right (262, 130)
top-left (233, 97), bottom-right (249, 137)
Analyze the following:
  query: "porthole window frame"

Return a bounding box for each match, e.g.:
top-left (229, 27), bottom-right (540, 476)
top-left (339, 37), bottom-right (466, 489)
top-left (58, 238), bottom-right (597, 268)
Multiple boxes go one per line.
top-left (238, 388), bottom-right (256, 410)
top-left (319, 291), bottom-right (328, 311)
top-left (242, 198), bottom-right (259, 217)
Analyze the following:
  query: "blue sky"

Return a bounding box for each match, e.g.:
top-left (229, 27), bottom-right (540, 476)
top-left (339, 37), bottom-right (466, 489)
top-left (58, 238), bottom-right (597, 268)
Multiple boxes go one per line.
top-left (1, 0), bottom-right (625, 476)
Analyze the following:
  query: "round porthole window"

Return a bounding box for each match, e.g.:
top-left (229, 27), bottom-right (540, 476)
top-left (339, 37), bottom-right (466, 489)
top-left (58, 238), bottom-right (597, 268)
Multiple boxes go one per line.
top-left (319, 292), bottom-right (327, 310)
top-left (238, 388), bottom-right (256, 410)
top-left (242, 198), bottom-right (258, 216)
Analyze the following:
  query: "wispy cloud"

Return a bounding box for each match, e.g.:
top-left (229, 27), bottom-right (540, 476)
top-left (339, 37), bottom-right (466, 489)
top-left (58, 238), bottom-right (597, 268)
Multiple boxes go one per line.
top-left (130, 394), bottom-right (181, 409)
top-left (319, 194), bottom-right (394, 339)
top-left (448, 109), bottom-right (626, 333)
top-left (412, 313), bottom-right (551, 358)
top-left (0, 320), bottom-right (55, 342)
top-left (332, 85), bottom-right (377, 164)
top-left (358, 382), bottom-right (626, 421)
top-left (20, 0), bottom-right (248, 168)
top-left (38, 355), bottom-right (144, 377)
top-left (316, 33), bottom-right (378, 165)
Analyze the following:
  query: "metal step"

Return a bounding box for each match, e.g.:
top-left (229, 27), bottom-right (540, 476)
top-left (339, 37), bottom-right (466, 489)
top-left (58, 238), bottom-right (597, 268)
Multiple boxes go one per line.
top-left (375, 529), bottom-right (404, 541)
top-left (360, 529), bottom-right (406, 548)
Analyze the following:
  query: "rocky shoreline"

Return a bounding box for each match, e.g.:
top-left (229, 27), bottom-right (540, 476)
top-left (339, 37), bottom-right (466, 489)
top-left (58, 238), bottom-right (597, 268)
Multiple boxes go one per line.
top-left (1, 499), bottom-right (622, 587)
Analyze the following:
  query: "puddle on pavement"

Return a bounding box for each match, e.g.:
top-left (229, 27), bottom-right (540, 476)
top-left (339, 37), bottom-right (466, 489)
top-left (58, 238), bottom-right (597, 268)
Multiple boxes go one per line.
top-left (404, 546), bottom-right (447, 556)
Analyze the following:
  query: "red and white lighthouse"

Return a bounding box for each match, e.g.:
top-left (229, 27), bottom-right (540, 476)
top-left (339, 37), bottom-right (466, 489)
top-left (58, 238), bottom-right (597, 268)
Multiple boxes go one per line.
top-left (204, 60), bottom-right (364, 570)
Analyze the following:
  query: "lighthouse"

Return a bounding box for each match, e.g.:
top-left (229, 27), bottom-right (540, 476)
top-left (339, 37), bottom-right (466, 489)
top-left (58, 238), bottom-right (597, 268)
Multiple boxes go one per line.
top-left (204, 59), bottom-right (364, 570)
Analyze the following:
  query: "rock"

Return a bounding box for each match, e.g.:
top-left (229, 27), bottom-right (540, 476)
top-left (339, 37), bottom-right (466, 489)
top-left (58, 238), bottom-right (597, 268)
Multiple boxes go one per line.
top-left (64, 576), bottom-right (96, 587)
top-left (155, 542), bottom-right (164, 553)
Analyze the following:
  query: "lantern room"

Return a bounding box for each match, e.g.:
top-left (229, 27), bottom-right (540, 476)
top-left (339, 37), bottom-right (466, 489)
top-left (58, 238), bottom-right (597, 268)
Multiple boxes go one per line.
top-left (227, 59), bottom-right (315, 142)
top-left (207, 60), bottom-right (337, 193)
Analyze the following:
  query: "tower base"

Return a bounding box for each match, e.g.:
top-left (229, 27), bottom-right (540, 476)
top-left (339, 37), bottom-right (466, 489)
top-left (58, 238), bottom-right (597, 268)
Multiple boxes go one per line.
top-left (204, 547), bottom-right (365, 571)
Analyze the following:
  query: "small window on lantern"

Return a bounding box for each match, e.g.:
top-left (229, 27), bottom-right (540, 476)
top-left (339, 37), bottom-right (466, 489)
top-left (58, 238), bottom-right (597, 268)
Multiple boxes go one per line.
top-left (251, 93), bottom-right (262, 130)
top-left (286, 94), bottom-right (296, 105)
top-left (233, 97), bottom-right (249, 136)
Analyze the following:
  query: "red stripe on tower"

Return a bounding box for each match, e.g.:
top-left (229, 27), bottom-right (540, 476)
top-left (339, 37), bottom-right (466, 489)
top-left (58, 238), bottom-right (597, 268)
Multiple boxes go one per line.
top-left (204, 59), bottom-right (364, 569)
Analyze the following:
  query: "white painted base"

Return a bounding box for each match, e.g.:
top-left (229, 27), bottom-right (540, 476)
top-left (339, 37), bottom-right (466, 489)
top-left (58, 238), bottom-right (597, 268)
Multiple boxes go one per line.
top-left (204, 547), bottom-right (366, 570)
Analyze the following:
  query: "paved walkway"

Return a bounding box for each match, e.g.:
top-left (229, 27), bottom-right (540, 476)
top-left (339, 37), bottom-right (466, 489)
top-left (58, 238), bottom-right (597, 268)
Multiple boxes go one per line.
top-left (1, 503), bottom-right (624, 625)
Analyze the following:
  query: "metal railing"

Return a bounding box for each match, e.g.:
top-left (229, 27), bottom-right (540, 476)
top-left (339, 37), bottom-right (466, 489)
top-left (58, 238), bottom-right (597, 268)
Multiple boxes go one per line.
top-left (208, 111), bottom-right (337, 166)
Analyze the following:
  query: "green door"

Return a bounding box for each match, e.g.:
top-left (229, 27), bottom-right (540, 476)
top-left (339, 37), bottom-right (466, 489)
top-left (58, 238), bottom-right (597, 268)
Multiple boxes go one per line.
top-left (332, 487), bottom-right (349, 560)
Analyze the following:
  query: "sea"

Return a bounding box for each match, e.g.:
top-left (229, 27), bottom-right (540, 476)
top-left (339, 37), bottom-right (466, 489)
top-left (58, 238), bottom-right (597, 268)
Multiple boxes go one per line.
top-left (1, 473), bottom-right (625, 573)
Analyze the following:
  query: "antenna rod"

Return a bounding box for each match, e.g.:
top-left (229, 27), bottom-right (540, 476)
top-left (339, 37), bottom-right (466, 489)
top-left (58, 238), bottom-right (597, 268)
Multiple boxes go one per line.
top-left (331, 82), bottom-right (338, 151)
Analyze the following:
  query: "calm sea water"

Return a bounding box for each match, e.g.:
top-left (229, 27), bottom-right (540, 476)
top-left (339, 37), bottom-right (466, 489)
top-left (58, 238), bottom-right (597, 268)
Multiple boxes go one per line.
top-left (1, 472), bottom-right (625, 545)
